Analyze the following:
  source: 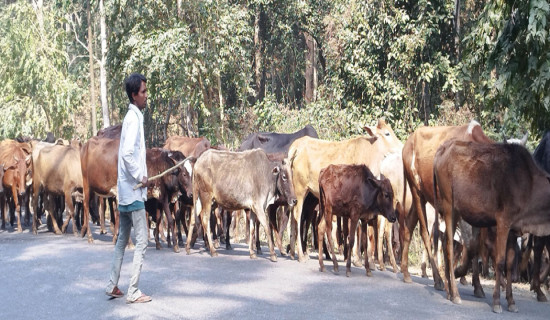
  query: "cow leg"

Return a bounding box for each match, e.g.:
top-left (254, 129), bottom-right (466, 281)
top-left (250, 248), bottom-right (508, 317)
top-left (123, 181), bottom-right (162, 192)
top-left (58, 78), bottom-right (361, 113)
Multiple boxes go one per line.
top-left (445, 210), bottom-right (461, 304)
top-left (505, 234), bottom-right (518, 312)
top-left (98, 197), bottom-right (107, 235)
top-left (61, 192), bottom-right (78, 236)
top-left (255, 219), bottom-right (262, 255)
top-left (248, 213), bottom-right (257, 259)
top-left (346, 217), bottom-right (359, 277)
top-left (223, 210), bottom-right (232, 250)
top-left (161, 198), bottom-right (178, 253)
top-left (317, 209), bottom-right (327, 272)
top-left (377, 216), bottom-right (386, 271)
top-left (200, 199), bottom-right (217, 257)
top-left (290, 193), bottom-right (308, 262)
top-left (253, 205), bottom-right (276, 262)
top-left (31, 184), bottom-right (41, 234)
top-left (1, 195), bottom-right (6, 230)
top-left (277, 207), bottom-right (290, 256)
top-left (268, 205), bottom-right (283, 256)
top-left (386, 221), bottom-right (399, 272)
top-left (532, 236), bottom-right (548, 302)
top-left (11, 186), bottom-right (22, 232)
top-left (492, 223), bottom-right (511, 313)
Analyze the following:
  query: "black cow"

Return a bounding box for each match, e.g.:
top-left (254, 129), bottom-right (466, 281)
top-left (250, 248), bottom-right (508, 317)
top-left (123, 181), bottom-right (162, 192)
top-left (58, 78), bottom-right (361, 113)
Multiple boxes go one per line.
top-left (187, 149), bottom-right (297, 261)
top-left (238, 125), bottom-right (319, 154)
top-left (530, 131), bottom-right (550, 302)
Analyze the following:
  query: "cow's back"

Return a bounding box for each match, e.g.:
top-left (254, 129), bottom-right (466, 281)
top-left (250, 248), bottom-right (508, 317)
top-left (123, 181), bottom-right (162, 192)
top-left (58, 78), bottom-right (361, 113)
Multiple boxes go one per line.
top-left (238, 125), bottom-right (319, 154)
top-left (403, 121), bottom-right (493, 206)
top-left (194, 149), bottom-right (272, 207)
top-left (81, 137), bottom-right (119, 196)
top-left (35, 144), bottom-right (82, 194)
top-left (164, 136), bottom-right (210, 158)
top-left (290, 136), bottom-right (384, 198)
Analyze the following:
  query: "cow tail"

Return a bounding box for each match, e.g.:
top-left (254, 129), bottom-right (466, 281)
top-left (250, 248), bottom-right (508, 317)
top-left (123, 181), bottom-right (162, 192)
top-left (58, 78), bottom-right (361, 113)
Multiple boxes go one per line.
top-left (318, 184), bottom-right (325, 226)
top-left (432, 166), bottom-right (440, 257)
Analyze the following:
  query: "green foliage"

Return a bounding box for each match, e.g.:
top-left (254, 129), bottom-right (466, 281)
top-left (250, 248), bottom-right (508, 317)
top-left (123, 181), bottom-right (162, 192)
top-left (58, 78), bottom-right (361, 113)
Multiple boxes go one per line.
top-left (0, 1), bottom-right (83, 139)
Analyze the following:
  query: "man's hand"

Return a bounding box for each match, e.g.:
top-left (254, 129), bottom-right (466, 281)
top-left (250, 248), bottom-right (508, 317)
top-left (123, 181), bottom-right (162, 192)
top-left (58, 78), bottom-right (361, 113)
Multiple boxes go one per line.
top-left (141, 176), bottom-right (153, 188)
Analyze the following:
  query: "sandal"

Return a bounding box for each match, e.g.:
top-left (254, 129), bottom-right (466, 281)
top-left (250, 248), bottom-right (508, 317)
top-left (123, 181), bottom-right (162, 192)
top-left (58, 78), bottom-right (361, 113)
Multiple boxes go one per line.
top-left (106, 286), bottom-right (124, 298)
top-left (126, 293), bottom-right (152, 304)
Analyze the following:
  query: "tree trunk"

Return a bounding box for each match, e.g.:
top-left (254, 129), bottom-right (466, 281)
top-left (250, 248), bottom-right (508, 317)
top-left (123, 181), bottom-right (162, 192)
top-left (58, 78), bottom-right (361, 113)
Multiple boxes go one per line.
top-left (304, 32), bottom-right (317, 104)
top-left (454, 0), bottom-right (462, 111)
top-left (254, 5), bottom-right (265, 103)
top-left (87, 0), bottom-right (97, 136)
top-left (218, 73), bottom-right (224, 140)
top-left (99, 0), bottom-right (110, 128)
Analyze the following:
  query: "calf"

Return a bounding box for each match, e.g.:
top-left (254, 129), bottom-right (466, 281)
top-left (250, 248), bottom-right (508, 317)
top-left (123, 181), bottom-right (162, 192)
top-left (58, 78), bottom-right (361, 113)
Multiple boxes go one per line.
top-left (317, 164), bottom-right (396, 277)
top-left (187, 149), bottom-right (297, 261)
top-left (145, 148), bottom-right (194, 253)
top-left (433, 141), bottom-right (550, 313)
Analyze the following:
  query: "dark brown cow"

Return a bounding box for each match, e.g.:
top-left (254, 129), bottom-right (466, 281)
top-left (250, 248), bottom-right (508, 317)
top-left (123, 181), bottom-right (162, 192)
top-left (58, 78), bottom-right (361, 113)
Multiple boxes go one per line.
top-left (163, 136), bottom-right (211, 158)
top-left (31, 142), bottom-right (83, 235)
top-left (80, 137), bottom-right (120, 243)
top-left (0, 139), bottom-right (31, 232)
top-left (433, 140), bottom-right (550, 313)
top-left (145, 148), bottom-right (194, 253)
top-left (401, 120), bottom-right (493, 290)
top-left (97, 124), bottom-right (122, 139)
top-left (187, 149), bottom-right (297, 261)
top-left (317, 164), bottom-right (396, 277)
top-left (289, 118), bottom-right (403, 262)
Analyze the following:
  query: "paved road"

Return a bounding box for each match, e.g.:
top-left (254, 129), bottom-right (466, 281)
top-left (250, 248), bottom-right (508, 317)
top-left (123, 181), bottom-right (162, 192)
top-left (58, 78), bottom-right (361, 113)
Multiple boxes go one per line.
top-left (1, 223), bottom-right (549, 320)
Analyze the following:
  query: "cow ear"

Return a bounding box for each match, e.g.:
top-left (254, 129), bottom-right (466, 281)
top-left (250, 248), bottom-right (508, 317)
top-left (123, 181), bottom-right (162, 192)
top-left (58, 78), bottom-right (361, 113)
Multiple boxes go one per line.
top-left (363, 126), bottom-right (375, 137)
top-left (368, 177), bottom-right (380, 189)
top-left (25, 154), bottom-right (32, 165)
top-left (272, 166), bottom-right (280, 175)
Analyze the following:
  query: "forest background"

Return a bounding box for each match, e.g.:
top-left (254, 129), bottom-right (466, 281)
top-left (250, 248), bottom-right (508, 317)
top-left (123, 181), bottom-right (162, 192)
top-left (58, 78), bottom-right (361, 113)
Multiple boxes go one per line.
top-left (1, 0), bottom-right (549, 150)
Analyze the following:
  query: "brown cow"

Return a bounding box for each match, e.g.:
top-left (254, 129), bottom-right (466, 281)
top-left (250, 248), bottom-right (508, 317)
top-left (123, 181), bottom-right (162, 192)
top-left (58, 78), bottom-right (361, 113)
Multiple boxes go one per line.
top-left (318, 164), bottom-right (396, 277)
top-left (31, 142), bottom-right (83, 235)
top-left (145, 148), bottom-right (194, 253)
top-left (433, 140), bottom-right (550, 313)
top-left (187, 149), bottom-right (297, 261)
top-left (288, 118), bottom-right (402, 262)
top-left (80, 137), bottom-right (120, 243)
top-left (163, 136), bottom-right (211, 158)
top-left (401, 120), bottom-right (493, 290)
top-left (0, 139), bottom-right (31, 232)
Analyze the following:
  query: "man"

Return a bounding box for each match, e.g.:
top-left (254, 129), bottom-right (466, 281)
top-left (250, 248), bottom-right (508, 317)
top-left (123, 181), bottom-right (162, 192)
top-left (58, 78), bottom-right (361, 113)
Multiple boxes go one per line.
top-left (105, 73), bottom-right (152, 304)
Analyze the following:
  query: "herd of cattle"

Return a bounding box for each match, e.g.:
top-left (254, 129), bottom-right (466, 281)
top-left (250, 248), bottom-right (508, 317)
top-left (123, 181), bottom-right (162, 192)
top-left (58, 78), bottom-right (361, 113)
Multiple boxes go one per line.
top-left (1, 119), bottom-right (550, 314)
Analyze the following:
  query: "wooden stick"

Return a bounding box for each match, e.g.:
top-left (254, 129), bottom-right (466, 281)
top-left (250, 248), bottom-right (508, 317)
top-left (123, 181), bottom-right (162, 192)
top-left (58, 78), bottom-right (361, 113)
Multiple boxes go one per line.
top-left (133, 158), bottom-right (187, 190)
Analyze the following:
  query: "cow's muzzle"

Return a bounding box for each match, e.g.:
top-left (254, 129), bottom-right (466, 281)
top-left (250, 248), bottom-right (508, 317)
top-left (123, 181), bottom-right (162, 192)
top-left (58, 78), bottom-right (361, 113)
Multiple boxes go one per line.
top-left (288, 198), bottom-right (297, 207)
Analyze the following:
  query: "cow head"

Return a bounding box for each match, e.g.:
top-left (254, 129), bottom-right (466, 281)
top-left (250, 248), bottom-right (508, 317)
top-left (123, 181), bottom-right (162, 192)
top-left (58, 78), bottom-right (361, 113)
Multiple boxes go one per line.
top-left (369, 174), bottom-right (396, 222)
top-left (169, 151), bottom-right (195, 199)
top-left (363, 118), bottom-right (403, 154)
top-left (274, 159), bottom-right (297, 207)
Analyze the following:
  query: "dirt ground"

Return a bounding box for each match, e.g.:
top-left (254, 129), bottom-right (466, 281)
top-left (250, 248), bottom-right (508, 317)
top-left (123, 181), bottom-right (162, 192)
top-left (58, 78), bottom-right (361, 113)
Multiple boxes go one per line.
top-left (1, 221), bottom-right (549, 320)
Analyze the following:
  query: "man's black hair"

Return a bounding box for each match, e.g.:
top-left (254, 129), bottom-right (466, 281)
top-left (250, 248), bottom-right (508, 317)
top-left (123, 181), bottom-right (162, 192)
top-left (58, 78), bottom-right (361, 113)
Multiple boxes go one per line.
top-left (125, 73), bottom-right (147, 103)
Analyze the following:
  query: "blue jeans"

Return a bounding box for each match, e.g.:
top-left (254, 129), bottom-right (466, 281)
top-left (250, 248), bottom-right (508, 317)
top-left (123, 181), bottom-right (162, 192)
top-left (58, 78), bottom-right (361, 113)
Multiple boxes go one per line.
top-left (106, 208), bottom-right (148, 301)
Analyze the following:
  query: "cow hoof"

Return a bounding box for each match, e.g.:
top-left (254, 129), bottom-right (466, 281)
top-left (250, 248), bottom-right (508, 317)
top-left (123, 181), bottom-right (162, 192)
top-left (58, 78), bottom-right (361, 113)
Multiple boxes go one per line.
top-left (100, 230), bottom-right (107, 235)
top-left (378, 266), bottom-right (386, 271)
top-left (226, 245), bottom-right (232, 250)
top-left (333, 266), bottom-right (339, 274)
top-left (156, 243), bottom-right (161, 250)
top-left (346, 271), bottom-right (351, 277)
top-left (173, 246), bottom-right (180, 253)
top-left (211, 251), bottom-right (218, 257)
top-left (214, 240), bottom-right (220, 249)
top-left (73, 232), bottom-right (79, 237)
top-left (270, 255), bottom-right (277, 262)
top-left (451, 297), bottom-right (462, 305)
top-left (474, 288), bottom-right (485, 298)
top-left (403, 274), bottom-right (413, 284)
top-left (492, 305), bottom-right (503, 314)
top-left (366, 270), bottom-right (373, 277)
top-left (250, 253), bottom-right (257, 259)
top-left (352, 259), bottom-right (362, 267)
top-left (17, 228), bottom-right (23, 233)
top-left (460, 277), bottom-right (467, 286)
top-left (508, 304), bottom-right (518, 313)
top-left (319, 266), bottom-right (325, 272)
top-left (87, 238), bottom-right (94, 244)
top-left (186, 248), bottom-right (191, 255)
top-left (434, 279), bottom-right (445, 291)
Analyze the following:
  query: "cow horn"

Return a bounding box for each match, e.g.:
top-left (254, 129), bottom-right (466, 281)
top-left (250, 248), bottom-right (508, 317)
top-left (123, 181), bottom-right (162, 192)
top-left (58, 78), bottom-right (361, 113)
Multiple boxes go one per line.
top-left (521, 132), bottom-right (529, 145)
